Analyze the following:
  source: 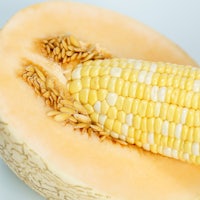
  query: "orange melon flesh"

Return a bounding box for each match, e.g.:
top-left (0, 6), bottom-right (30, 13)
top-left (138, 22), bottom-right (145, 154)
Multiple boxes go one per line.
top-left (0, 1), bottom-right (199, 200)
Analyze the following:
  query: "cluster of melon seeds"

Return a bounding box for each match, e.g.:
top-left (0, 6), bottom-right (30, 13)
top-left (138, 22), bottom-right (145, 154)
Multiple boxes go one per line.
top-left (21, 64), bottom-right (112, 142)
top-left (40, 35), bottom-right (112, 65)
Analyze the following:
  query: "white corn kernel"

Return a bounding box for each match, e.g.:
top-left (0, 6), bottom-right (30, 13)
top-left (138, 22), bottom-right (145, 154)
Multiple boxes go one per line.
top-left (175, 124), bottom-right (182, 139)
top-left (148, 133), bottom-right (154, 144)
top-left (94, 101), bottom-right (101, 113)
top-left (122, 124), bottom-right (129, 136)
top-left (110, 67), bottom-right (122, 77)
top-left (192, 142), bottom-right (199, 156)
top-left (193, 80), bottom-right (200, 92)
top-left (126, 114), bottom-right (133, 126)
top-left (106, 93), bottom-right (118, 106)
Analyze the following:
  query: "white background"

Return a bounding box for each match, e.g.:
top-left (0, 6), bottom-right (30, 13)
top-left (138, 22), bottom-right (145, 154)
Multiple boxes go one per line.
top-left (0, 0), bottom-right (200, 199)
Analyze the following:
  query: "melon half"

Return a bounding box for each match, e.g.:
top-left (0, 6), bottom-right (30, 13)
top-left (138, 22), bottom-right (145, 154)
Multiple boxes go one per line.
top-left (0, 1), bottom-right (199, 200)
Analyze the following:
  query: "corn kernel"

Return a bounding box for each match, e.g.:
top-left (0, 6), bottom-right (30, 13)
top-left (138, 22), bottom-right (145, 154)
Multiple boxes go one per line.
top-left (101, 100), bottom-right (109, 114)
top-left (152, 73), bottom-right (160, 85)
top-left (128, 127), bottom-right (135, 138)
top-left (133, 115), bottom-right (141, 130)
top-left (113, 120), bottom-right (122, 134)
top-left (81, 77), bottom-right (91, 88)
top-left (184, 141), bottom-right (192, 154)
top-left (159, 103), bottom-right (168, 120)
top-left (138, 100), bottom-right (147, 117)
top-left (104, 118), bottom-right (114, 130)
top-left (89, 65), bottom-right (100, 77)
top-left (99, 66), bottom-right (111, 76)
top-left (158, 74), bottom-right (168, 86)
top-left (81, 65), bottom-right (91, 76)
top-left (141, 118), bottom-right (147, 132)
top-left (90, 112), bottom-right (99, 122)
top-left (154, 118), bottom-right (162, 133)
top-left (136, 83), bottom-right (145, 99)
top-left (99, 76), bottom-right (109, 89)
top-left (90, 77), bottom-right (99, 90)
top-left (173, 107), bottom-right (181, 124)
top-left (115, 96), bottom-right (124, 111)
top-left (107, 107), bottom-right (117, 119)
top-left (88, 90), bottom-right (97, 105)
top-left (129, 69), bottom-right (138, 82)
top-left (122, 81), bottom-right (130, 97)
top-left (123, 97), bottom-right (133, 113)
top-left (167, 104), bottom-right (176, 122)
top-left (185, 78), bottom-right (194, 91)
top-left (69, 80), bottom-right (82, 93)
top-left (97, 89), bottom-right (107, 101)
top-left (143, 85), bottom-right (152, 99)
top-left (168, 122), bottom-right (175, 137)
top-left (128, 82), bottom-right (137, 98)
top-left (107, 77), bottom-right (116, 92)
top-left (121, 68), bottom-right (132, 80)
top-left (146, 101), bottom-right (154, 117)
top-left (178, 90), bottom-right (186, 106)
top-left (191, 93), bottom-right (199, 109)
top-left (79, 89), bottom-right (89, 104)
top-left (117, 111), bottom-right (126, 123)
top-left (131, 99), bottom-right (140, 114)
top-left (147, 118), bottom-right (154, 132)
top-left (186, 109), bottom-right (194, 127)
top-left (115, 78), bottom-right (124, 95)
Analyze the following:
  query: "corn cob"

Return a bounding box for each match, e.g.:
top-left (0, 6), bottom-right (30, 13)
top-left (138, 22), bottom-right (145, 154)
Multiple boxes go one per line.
top-left (68, 58), bottom-right (200, 165)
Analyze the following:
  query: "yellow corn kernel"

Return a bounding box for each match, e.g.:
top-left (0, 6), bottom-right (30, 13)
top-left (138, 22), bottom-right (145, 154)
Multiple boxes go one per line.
top-left (81, 65), bottom-right (91, 76)
top-left (194, 110), bottom-right (200, 127)
top-left (191, 93), bottom-right (199, 109)
top-left (159, 103), bottom-right (168, 120)
top-left (166, 75), bottom-right (174, 86)
top-left (143, 85), bottom-right (152, 100)
top-left (146, 101), bottom-right (154, 117)
top-left (104, 118), bottom-right (114, 130)
top-left (90, 112), bottom-right (99, 122)
top-left (194, 128), bottom-right (200, 142)
top-left (171, 89), bottom-right (179, 105)
top-left (89, 65), bottom-right (100, 77)
top-left (99, 76), bottom-right (109, 89)
top-left (128, 82), bottom-right (137, 98)
top-left (99, 66), bottom-right (111, 76)
top-left (134, 129), bottom-right (142, 141)
top-left (88, 90), bottom-right (97, 105)
top-left (79, 89), bottom-right (89, 104)
top-left (138, 100), bottom-right (147, 117)
top-left (141, 132), bottom-right (147, 143)
top-left (178, 90), bottom-right (186, 106)
top-left (167, 137), bottom-right (174, 148)
top-left (115, 78), bottom-right (124, 95)
top-left (97, 89), bottom-right (107, 101)
top-left (141, 118), bottom-right (147, 132)
top-left (173, 75), bottom-right (181, 88)
top-left (108, 77), bottom-right (117, 92)
top-left (150, 144), bottom-right (158, 154)
top-left (115, 96), bottom-right (124, 111)
top-left (112, 120), bottom-right (122, 134)
top-left (186, 109), bottom-right (195, 127)
top-left (122, 97), bottom-right (133, 113)
top-left (187, 128), bottom-right (194, 142)
top-left (128, 127), bottom-right (135, 138)
top-left (147, 118), bottom-right (154, 133)
top-left (122, 81), bottom-right (130, 97)
top-left (133, 115), bottom-right (141, 130)
top-left (167, 104), bottom-right (176, 122)
top-left (128, 69), bottom-right (138, 82)
top-left (184, 91), bottom-right (193, 107)
top-left (121, 68), bottom-right (132, 80)
top-left (101, 100), bottom-right (109, 115)
top-left (69, 80), bottom-right (82, 93)
top-left (90, 77), bottom-right (99, 90)
top-left (117, 111), bottom-right (126, 123)
top-left (184, 141), bottom-right (192, 154)
top-left (84, 104), bottom-right (94, 114)
top-left (181, 125), bottom-right (188, 140)
top-left (185, 78), bottom-right (194, 91)
top-left (158, 74), bottom-right (168, 86)
top-left (107, 107), bottom-right (117, 119)
top-left (136, 83), bottom-right (145, 99)
top-left (131, 99), bottom-right (140, 114)
top-left (151, 73), bottom-right (160, 85)
top-left (154, 118), bottom-right (162, 134)
top-left (168, 122), bottom-right (176, 137)
top-left (173, 107), bottom-right (181, 124)
top-left (81, 77), bottom-right (91, 88)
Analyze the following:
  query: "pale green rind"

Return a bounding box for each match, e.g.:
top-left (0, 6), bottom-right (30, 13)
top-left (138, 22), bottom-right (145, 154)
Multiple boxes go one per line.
top-left (0, 120), bottom-right (110, 200)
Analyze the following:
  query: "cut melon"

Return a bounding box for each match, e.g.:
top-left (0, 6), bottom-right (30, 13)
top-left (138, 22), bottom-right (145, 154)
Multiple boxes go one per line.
top-left (0, 1), bottom-right (200, 200)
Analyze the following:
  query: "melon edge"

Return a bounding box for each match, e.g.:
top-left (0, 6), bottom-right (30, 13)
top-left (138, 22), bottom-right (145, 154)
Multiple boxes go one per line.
top-left (0, 120), bottom-right (110, 200)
